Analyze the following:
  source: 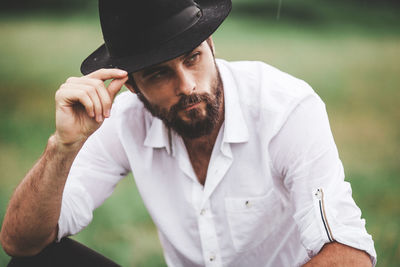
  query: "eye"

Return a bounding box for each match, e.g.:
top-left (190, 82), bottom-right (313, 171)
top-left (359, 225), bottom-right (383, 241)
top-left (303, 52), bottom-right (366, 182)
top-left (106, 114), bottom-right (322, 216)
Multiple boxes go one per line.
top-left (185, 52), bottom-right (200, 66)
top-left (150, 69), bottom-right (168, 80)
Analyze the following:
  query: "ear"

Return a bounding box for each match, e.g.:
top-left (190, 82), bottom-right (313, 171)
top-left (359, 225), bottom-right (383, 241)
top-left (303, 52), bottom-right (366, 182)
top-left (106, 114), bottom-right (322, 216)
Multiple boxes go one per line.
top-left (207, 36), bottom-right (215, 55)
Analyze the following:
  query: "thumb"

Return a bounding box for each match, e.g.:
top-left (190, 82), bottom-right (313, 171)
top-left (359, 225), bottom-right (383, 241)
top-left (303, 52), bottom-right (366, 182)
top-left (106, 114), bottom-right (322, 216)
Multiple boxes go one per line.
top-left (108, 76), bottom-right (129, 101)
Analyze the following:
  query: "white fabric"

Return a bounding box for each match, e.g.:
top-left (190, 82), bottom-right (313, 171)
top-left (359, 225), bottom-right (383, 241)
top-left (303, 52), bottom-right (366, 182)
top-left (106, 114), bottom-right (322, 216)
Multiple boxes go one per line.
top-left (58, 59), bottom-right (377, 266)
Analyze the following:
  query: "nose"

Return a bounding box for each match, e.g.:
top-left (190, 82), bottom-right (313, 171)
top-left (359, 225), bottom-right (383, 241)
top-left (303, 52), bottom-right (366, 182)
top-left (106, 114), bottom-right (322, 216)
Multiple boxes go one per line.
top-left (174, 67), bottom-right (196, 96)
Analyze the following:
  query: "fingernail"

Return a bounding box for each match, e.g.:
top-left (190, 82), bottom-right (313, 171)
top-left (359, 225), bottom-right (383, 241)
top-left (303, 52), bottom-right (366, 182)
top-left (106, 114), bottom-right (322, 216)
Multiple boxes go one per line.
top-left (118, 70), bottom-right (127, 75)
top-left (97, 115), bottom-right (103, 122)
top-left (105, 109), bottom-right (110, 117)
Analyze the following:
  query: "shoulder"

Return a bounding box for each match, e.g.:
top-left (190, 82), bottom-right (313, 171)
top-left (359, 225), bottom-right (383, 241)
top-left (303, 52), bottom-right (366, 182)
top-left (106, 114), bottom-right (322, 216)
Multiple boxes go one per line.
top-left (111, 90), bottom-right (145, 116)
top-left (218, 59), bottom-right (315, 102)
top-left (218, 59), bottom-right (322, 135)
top-left (109, 90), bottom-right (153, 127)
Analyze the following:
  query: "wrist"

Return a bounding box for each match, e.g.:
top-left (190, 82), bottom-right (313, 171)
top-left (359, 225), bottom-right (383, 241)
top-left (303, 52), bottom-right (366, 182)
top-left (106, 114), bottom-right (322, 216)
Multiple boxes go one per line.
top-left (49, 134), bottom-right (85, 154)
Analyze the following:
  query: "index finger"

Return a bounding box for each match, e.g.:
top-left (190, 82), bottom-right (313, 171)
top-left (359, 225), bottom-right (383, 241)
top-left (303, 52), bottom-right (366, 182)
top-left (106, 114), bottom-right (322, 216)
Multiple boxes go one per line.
top-left (86, 68), bottom-right (128, 81)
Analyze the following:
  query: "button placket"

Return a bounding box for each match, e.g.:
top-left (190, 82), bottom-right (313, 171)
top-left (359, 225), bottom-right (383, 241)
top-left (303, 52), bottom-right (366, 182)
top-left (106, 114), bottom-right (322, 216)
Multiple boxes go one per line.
top-left (198, 201), bottom-right (221, 266)
top-left (200, 208), bottom-right (206, 216)
top-left (202, 155), bottom-right (232, 207)
top-left (209, 254), bottom-right (216, 262)
top-left (192, 182), bottom-right (203, 211)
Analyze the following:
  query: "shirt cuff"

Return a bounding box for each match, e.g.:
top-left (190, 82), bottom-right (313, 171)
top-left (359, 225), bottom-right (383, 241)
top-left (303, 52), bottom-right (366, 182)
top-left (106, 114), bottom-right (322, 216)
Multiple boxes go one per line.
top-left (294, 186), bottom-right (377, 266)
top-left (57, 183), bottom-right (94, 241)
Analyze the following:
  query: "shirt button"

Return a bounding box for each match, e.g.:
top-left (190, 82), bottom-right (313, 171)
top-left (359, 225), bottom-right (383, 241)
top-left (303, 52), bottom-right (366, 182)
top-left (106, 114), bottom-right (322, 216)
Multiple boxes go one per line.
top-left (209, 255), bottom-right (216, 261)
top-left (200, 209), bottom-right (206, 215)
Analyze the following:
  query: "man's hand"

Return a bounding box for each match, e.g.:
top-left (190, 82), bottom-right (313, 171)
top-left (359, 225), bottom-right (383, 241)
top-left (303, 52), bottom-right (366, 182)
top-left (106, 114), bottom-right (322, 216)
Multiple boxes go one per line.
top-left (0, 68), bottom-right (128, 257)
top-left (55, 68), bottom-right (128, 148)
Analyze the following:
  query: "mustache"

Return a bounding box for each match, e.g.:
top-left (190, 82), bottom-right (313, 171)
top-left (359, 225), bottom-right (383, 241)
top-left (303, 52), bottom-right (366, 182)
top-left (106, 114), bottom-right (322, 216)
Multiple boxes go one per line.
top-left (171, 94), bottom-right (209, 112)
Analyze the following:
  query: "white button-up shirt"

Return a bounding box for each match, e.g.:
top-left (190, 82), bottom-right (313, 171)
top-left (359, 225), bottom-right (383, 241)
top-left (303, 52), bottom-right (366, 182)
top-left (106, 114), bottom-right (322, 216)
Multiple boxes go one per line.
top-left (58, 59), bottom-right (377, 266)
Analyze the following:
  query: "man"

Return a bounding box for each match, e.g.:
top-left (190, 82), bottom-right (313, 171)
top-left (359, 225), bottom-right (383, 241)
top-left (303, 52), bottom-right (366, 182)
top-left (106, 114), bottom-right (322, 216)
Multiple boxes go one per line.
top-left (1, 0), bottom-right (376, 266)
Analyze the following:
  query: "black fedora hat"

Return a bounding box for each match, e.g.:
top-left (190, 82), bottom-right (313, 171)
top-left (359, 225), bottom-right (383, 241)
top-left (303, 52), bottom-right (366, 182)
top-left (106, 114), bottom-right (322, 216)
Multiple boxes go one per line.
top-left (80, 0), bottom-right (232, 75)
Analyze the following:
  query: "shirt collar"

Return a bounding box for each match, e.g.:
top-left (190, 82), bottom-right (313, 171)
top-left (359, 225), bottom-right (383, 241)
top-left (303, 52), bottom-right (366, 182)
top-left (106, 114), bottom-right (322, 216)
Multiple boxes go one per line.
top-left (143, 59), bottom-right (249, 154)
top-left (143, 115), bottom-right (172, 155)
top-left (217, 59), bottom-right (249, 144)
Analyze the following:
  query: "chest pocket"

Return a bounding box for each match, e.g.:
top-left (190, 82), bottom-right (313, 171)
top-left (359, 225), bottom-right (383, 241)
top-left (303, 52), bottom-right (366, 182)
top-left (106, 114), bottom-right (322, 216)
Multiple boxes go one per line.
top-left (224, 188), bottom-right (285, 252)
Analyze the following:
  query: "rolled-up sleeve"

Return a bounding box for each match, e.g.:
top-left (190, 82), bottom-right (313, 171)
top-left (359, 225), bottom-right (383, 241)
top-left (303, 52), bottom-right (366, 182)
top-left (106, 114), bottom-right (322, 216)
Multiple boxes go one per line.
top-left (57, 109), bottom-right (130, 241)
top-left (269, 94), bottom-right (377, 265)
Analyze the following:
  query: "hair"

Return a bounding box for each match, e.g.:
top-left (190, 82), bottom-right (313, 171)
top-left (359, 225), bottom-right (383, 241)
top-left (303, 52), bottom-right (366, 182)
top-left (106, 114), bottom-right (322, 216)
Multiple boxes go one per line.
top-left (126, 72), bottom-right (141, 95)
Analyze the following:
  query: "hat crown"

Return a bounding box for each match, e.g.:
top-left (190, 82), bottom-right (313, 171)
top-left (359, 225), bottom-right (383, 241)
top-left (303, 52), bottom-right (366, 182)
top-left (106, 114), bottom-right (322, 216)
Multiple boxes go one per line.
top-left (99, 0), bottom-right (202, 58)
top-left (81, 0), bottom-right (232, 75)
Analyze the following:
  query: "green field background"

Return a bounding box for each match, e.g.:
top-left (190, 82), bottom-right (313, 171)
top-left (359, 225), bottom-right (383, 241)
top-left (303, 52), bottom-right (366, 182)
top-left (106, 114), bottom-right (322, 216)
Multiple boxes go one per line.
top-left (1, 0), bottom-right (399, 266)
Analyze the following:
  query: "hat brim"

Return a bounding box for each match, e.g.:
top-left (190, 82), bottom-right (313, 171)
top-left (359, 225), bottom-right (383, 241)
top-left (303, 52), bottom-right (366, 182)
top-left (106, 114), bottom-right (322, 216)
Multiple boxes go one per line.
top-left (80, 0), bottom-right (232, 75)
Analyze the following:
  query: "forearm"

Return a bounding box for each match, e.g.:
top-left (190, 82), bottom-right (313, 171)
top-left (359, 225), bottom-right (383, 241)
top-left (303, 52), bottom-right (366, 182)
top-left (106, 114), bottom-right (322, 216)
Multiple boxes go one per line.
top-left (303, 242), bottom-right (372, 267)
top-left (0, 134), bottom-right (83, 256)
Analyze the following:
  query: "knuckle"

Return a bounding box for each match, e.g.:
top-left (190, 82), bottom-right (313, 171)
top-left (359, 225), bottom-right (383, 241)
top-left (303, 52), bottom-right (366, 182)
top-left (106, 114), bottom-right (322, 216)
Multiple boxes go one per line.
top-left (85, 101), bottom-right (94, 109)
top-left (58, 83), bottom-right (66, 90)
top-left (76, 90), bottom-right (86, 98)
top-left (95, 80), bottom-right (104, 88)
top-left (55, 85), bottom-right (67, 97)
top-left (66, 77), bottom-right (77, 83)
top-left (103, 99), bottom-right (112, 108)
top-left (54, 90), bottom-right (61, 100)
top-left (84, 85), bottom-right (95, 94)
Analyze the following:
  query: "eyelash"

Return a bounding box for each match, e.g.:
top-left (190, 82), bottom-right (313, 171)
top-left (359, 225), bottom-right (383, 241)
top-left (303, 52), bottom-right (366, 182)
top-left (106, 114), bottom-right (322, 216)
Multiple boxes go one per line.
top-left (151, 70), bottom-right (167, 80)
top-left (186, 52), bottom-right (200, 65)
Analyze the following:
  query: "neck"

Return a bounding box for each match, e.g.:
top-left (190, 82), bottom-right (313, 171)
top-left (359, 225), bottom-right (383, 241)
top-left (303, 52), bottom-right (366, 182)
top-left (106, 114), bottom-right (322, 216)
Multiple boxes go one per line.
top-left (182, 89), bottom-right (225, 185)
top-left (183, 102), bottom-right (224, 186)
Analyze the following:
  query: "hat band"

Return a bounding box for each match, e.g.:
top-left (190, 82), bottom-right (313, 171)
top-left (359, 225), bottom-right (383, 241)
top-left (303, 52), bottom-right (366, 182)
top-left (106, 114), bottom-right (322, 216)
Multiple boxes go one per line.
top-left (149, 4), bottom-right (203, 45)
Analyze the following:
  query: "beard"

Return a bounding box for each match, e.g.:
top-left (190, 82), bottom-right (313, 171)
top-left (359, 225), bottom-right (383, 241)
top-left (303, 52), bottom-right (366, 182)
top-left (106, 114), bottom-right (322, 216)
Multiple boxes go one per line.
top-left (136, 65), bottom-right (223, 139)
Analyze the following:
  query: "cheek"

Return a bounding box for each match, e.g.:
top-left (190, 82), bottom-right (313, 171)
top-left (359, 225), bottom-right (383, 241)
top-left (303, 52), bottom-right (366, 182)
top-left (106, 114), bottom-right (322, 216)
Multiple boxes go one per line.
top-left (202, 73), bottom-right (217, 94)
top-left (142, 86), bottom-right (178, 110)
top-left (133, 76), bottom-right (173, 104)
top-left (195, 66), bottom-right (215, 93)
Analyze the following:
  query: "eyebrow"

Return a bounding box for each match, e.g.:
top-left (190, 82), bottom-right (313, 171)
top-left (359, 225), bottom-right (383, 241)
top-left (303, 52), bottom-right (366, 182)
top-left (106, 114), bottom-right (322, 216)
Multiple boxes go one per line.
top-left (181, 48), bottom-right (195, 60)
top-left (140, 48), bottom-right (196, 78)
top-left (141, 66), bottom-right (168, 78)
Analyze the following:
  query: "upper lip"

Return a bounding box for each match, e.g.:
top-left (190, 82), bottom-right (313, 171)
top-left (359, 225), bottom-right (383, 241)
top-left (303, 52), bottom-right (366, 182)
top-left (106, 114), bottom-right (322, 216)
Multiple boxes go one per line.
top-left (184, 102), bottom-right (200, 110)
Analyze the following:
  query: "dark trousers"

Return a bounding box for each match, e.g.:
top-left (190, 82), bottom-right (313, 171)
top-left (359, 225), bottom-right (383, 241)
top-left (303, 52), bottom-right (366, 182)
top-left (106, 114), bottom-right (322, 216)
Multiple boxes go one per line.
top-left (8, 238), bottom-right (120, 267)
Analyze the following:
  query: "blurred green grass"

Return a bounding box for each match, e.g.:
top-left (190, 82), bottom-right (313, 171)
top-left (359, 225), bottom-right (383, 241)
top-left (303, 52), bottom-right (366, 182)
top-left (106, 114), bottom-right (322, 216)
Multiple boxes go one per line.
top-left (1, 1), bottom-right (400, 266)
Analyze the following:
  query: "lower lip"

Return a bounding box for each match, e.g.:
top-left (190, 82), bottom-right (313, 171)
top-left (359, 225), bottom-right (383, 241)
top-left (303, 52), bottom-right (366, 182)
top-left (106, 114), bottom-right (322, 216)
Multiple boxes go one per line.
top-left (184, 102), bottom-right (201, 111)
